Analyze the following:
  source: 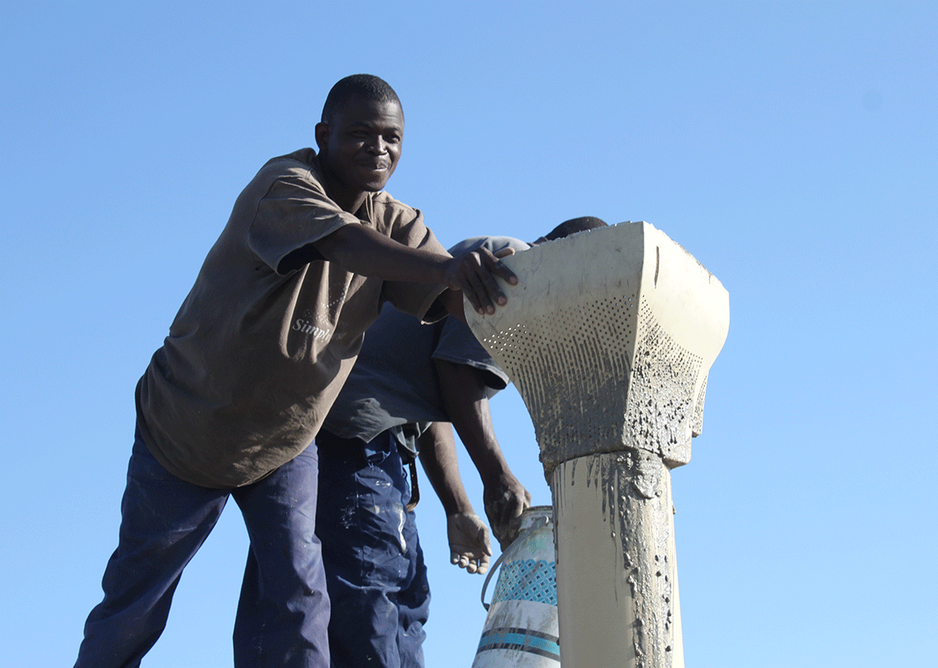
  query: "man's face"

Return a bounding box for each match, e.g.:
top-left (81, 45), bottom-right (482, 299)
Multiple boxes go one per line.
top-left (316, 95), bottom-right (404, 196)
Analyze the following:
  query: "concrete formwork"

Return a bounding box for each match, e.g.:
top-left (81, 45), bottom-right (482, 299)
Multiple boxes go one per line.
top-left (467, 222), bottom-right (729, 667)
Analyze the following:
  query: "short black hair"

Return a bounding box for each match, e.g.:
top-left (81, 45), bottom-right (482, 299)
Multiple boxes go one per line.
top-left (545, 216), bottom-right (608, 241)
top-left (321, 74), bottom-right (402, 124)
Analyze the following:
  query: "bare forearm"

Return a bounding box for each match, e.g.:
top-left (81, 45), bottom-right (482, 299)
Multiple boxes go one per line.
top-left (417, 422), bottom-right (474, 516)
top-left (438, 289), bottom-right (467, 324)
top-left (316, 223), bottom-right (451, 284)
top-left (435, 361), bottom-right (513, 485)
top-left (435, 359), bottom-right (531, 545)
top-left (316, 224), bottom-right (518, 316)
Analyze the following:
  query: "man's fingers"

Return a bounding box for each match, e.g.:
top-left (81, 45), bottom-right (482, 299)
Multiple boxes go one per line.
top-left (486, 488), bottom-right (529, 545)
top-left (461, 256), bottom-right (502, 314)
top-left (476, 267), bottom-right (506, 310)
top-left (482, 247), bottom-right (518, 286)
top-left (477, 248), bottom-right (516, 295)
top-left (459, 271), bottom-right (491, 316)
top-left (451, 550), bottom-right (487, 575)
top-left (448, 248), bottom-right (518, 316)
top-left (448, 253), bottom-right (492, 315)
top-left (447, 512), bottom-right (492, 576)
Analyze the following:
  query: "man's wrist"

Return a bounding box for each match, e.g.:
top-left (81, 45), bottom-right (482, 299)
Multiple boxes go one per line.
top-left (444, 501), bottom-right (475, 517)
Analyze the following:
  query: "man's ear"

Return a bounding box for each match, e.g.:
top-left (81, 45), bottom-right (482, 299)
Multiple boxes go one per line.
top-left (314, 122), bottom-right (329, 151)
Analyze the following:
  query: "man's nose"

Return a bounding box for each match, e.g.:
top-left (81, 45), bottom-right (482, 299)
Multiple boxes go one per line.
top-left (367, 136), bottom-right (387, 154)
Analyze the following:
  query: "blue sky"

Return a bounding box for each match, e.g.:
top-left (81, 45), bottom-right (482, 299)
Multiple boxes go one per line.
top-left (2, 1), bottom-right (936, 666)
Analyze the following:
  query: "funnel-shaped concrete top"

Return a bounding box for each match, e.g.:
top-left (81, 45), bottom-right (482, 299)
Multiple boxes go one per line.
top-left (466, 221), bottom-right (729, 473)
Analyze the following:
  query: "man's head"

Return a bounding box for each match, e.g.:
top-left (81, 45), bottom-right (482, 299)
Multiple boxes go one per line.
top-left (533, 216), bottom-right (608, 245)
top-left (315, 74), bottom-right (405, 211)
top-left (320, 74), bottom-right (402, 125)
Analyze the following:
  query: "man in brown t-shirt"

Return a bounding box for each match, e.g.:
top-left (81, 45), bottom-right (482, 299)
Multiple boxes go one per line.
top-left (74, 74), bottom-right (517, 668)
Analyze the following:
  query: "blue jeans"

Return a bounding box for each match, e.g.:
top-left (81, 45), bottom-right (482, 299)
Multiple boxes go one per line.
top-left (315, 430), bottom-right (429, 668)
top-left (74, 425), bottom-right (330, 668)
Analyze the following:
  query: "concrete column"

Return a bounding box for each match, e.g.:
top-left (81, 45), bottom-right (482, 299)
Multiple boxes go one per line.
top-left (466, 222), bottom-right (729, 668)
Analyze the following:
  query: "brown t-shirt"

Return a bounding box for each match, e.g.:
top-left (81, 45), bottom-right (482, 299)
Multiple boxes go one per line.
top-left (135, 148), bottom-right (447, 488)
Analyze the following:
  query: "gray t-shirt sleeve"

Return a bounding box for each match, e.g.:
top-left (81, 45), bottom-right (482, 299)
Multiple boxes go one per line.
top-left (432, 317), bottom-right (508, 394)
top-left (447, 235), bottom-right (531, 259)
top-left (435, 235), bottom-right (529, 393)
top-left (248, 168), bottom-right (357, 275)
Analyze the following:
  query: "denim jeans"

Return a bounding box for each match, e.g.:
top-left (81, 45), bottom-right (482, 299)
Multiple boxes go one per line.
top-left (315, 430), bottom-right (429, 668)
top-left (74, 424), bottom-right (329, 668)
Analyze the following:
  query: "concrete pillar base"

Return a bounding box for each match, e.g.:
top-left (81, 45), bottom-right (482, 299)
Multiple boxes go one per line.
top-left (552, 450), bottom-right (684, 668)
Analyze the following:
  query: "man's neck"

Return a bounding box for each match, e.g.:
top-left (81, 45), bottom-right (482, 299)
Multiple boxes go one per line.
top-left (319, 168), bottom-right (366, 214)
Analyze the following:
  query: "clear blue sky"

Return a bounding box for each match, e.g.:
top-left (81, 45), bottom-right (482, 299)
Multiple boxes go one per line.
top-left (2, 2), bottom-right (936, 666)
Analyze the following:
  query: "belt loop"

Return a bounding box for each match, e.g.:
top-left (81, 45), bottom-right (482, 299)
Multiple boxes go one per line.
top-left (405, 460), bottom-right (420, 512)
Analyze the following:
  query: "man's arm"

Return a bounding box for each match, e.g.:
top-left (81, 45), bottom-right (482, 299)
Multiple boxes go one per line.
top-left (417, 422), bottom-right (491, 574)
top-left (314, 224), bottom-right (517, 317)
top-left (434, 359), bottom-right (531, 549)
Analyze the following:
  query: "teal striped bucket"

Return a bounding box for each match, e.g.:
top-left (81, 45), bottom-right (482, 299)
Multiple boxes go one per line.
top-left (472, 506), bottom-right (559, 666)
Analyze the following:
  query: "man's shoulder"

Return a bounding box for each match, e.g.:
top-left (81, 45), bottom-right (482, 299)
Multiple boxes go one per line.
top-left (260, 148), bottom-right (320, 180)
top-left (448, 236), bottom-right (531, 256)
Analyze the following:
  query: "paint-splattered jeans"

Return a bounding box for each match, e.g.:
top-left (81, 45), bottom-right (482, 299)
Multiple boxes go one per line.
top-left (315, 430), bottom-right (429, 668)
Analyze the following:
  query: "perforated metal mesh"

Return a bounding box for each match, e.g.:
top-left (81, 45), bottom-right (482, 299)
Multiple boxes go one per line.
top-left (478, 292), bottom-right (709, 472)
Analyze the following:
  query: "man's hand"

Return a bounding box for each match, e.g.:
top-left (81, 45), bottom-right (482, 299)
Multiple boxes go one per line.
top-left (443, 247), bottom-right (518, 316)
top-left (484, 474), bottom-right (531, 550)
top-left (447, 512), bottom-right (492, 574)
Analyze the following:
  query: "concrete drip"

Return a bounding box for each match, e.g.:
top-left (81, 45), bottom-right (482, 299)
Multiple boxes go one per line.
top-left (552, 451), bottom-right (677, 667)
